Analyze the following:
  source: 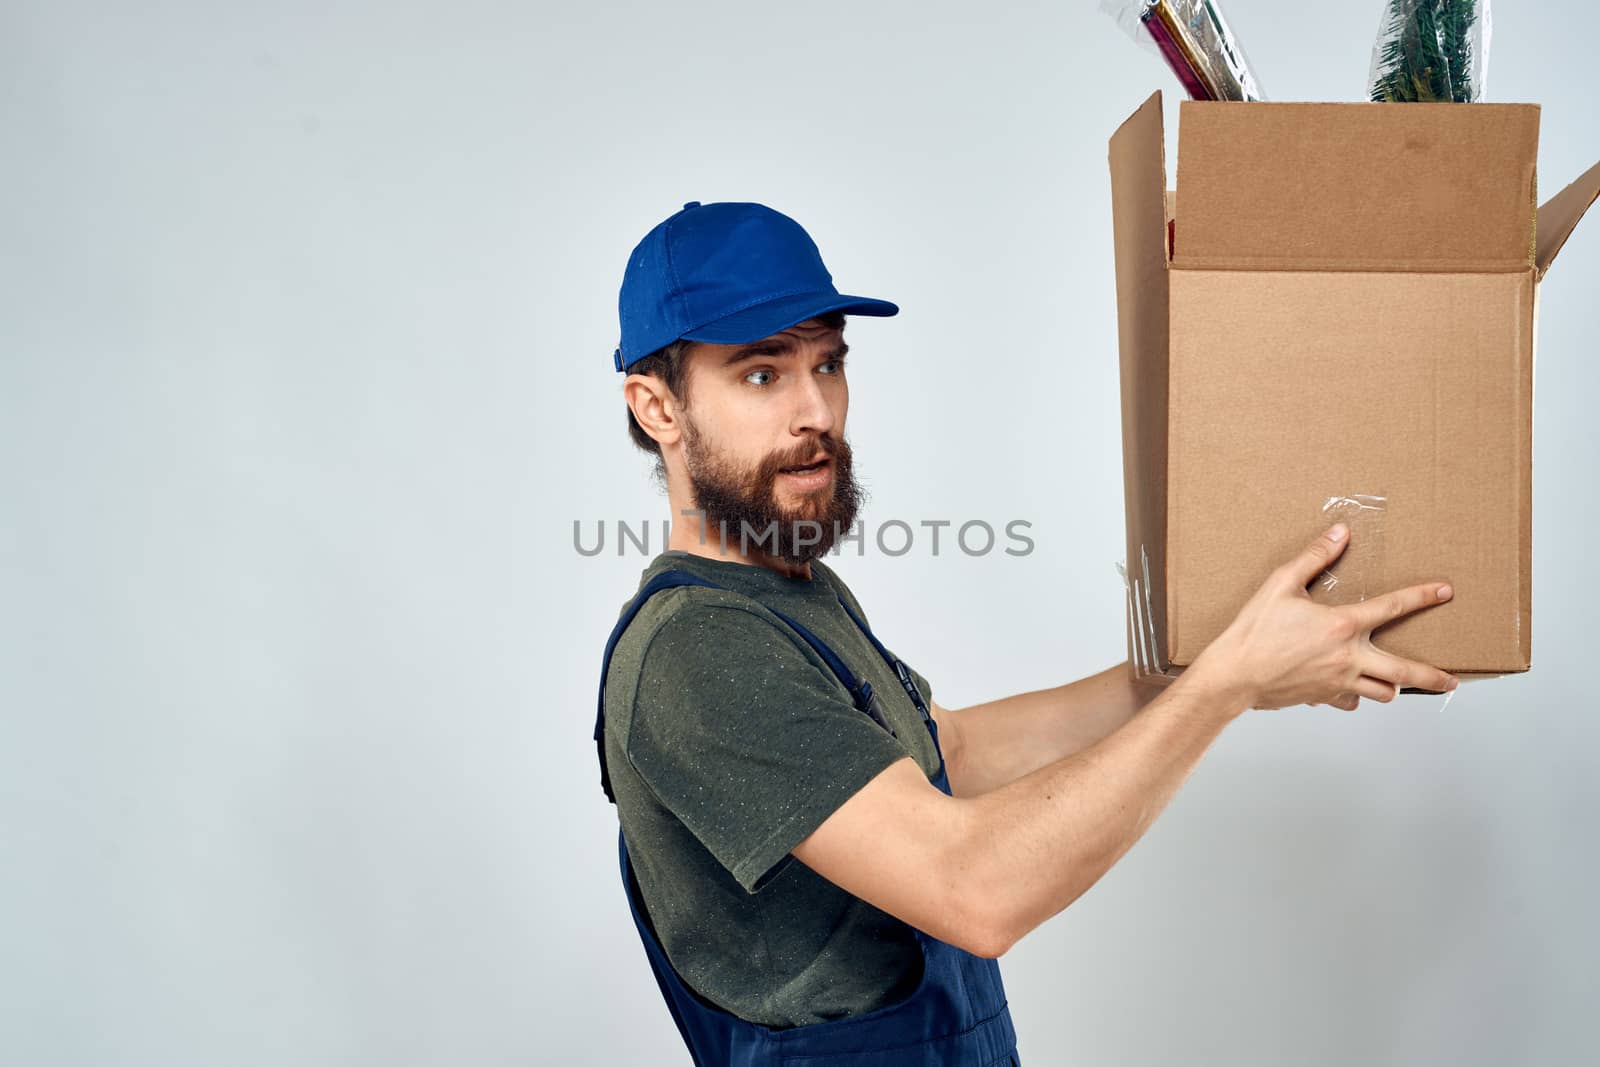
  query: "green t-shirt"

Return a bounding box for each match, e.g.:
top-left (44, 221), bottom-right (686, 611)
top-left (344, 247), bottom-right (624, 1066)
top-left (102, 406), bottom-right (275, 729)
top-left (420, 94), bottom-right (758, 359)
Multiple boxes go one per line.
top-left (602, 549), bottom-right (941, 1028)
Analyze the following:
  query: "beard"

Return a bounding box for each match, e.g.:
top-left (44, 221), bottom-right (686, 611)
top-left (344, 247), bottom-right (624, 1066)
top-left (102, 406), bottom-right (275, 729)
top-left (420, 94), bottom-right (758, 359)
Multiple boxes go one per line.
top-left (681, 419), bottom-right (863, 564)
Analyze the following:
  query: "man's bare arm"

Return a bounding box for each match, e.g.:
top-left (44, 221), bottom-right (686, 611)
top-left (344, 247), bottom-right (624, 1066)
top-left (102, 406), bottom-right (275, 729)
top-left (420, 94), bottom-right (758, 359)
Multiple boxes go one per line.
top-left (793, 663), bottom-right (1244, 958)
top-left (933, 661), bottom-right (1164, 798)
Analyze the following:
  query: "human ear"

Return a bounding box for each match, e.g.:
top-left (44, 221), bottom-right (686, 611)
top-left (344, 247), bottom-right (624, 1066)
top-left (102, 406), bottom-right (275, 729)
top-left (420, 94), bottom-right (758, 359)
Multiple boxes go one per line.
top-left (623, 374), bottom-right (682, 448)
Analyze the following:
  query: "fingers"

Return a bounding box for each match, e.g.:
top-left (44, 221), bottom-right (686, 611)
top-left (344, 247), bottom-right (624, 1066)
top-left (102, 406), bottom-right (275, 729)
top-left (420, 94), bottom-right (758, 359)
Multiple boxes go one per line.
top-left (1327, 676), bottom-right (1424, 710)
top-left (1359, 649), bottom-right (1457, 694)
top-left (1352, 676), bottom-right (1399, 703)
top-left (1336, 581), bottom-right (1457, 694)
top-left (1279, 523), bottom-right (1350, 591)
top-left (1345, 581), bottom-right (1453, 633)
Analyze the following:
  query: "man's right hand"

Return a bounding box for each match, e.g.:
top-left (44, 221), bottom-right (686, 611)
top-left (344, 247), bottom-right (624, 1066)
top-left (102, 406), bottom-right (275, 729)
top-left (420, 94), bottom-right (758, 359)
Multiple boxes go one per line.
top-left (1189, 522), bottom-right (1459, 712)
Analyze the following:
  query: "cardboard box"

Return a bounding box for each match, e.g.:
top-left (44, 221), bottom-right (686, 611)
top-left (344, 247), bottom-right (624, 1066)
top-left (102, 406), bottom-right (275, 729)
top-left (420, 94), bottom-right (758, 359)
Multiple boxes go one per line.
top-left (1110, 91), bottom-right (1600, 679)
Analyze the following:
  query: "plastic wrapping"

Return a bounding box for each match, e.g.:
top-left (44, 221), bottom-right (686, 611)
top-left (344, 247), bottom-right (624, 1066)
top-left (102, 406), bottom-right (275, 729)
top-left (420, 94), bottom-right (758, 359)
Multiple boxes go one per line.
top-left (1368, 0), bottom-right (1493, 103)
top-left (1312, 494), bottom-right (1388, 604)
top-left (1101, 0), bottom-right (1267, 102)
top-left (1115, 548), bottom-right (1181, 688)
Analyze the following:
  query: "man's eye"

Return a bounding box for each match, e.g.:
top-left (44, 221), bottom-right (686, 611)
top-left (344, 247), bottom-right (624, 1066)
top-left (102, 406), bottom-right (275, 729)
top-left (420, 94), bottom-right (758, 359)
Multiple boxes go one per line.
top-left (745, 369), bottom-right (775, 386)
top-left (818, 359), bottom-right (843, 376)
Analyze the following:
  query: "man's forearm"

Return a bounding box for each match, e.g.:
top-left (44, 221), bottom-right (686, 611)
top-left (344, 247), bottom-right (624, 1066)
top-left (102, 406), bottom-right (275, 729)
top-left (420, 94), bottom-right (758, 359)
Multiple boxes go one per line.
top-left (940, 661), bottom-right (1164, 797)
top-left (952, 664), bottom-right (1247, 955)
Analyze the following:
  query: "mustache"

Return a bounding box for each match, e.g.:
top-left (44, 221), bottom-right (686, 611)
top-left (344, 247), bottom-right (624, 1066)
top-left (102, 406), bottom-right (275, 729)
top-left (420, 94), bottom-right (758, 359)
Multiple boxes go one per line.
top-left (763, 433), bottom-right (842, 475)
top-left (682, 425), bottom-right (863, 563)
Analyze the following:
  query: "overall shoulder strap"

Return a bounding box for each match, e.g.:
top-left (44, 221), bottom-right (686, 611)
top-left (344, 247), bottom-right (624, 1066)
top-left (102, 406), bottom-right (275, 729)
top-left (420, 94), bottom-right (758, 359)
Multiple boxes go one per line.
top-left (813, 562), bottom-right (933, 724)
top-left (595, 570), bottom-right (886, 804)
top-left (833, 596), bottom-right (934, 725)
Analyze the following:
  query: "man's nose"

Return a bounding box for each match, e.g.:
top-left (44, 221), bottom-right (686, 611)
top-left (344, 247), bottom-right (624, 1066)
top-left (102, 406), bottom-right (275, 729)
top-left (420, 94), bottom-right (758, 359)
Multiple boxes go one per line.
top-left (789, 374), bottom-right (836, 437)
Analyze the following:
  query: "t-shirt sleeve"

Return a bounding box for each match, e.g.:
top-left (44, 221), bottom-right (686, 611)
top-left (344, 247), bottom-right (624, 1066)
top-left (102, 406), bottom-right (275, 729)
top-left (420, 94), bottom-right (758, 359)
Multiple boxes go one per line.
top-left (624, 602), bottom-right (910, 893)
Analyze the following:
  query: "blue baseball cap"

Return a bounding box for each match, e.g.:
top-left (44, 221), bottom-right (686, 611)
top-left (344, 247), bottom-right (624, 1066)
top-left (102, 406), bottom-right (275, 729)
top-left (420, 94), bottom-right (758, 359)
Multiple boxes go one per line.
top-left (613, 201), bottom-right (899, 372)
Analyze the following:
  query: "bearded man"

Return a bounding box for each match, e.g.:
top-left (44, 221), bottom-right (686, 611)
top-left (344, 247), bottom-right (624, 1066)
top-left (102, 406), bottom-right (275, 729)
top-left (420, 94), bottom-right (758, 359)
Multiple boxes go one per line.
top-left (593, 201), bottom-right (1458, 1066)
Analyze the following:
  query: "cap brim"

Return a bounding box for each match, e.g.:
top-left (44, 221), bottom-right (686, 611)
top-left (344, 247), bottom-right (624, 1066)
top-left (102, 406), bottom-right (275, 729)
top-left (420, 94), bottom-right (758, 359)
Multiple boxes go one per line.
top-left (680, 291), bottom-right (898, 346)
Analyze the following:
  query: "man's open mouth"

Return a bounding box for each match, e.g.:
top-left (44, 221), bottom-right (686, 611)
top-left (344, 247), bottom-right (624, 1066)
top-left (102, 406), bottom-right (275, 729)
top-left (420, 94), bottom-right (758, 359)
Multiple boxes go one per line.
top-left (779, 457), bottom-right (829, 475)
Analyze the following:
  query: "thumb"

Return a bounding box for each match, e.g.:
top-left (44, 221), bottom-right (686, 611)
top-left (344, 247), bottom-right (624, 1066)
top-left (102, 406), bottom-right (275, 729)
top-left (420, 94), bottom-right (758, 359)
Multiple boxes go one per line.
top-left (1282, 523), bottom-right (1349, 590)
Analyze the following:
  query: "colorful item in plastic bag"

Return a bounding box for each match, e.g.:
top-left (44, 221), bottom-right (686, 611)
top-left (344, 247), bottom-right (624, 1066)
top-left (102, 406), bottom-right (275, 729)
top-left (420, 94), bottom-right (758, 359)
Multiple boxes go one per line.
top-left (1369, 0), bottom-right (1493, 103)
top-left (1101, 0), bottom-right (1267, 102)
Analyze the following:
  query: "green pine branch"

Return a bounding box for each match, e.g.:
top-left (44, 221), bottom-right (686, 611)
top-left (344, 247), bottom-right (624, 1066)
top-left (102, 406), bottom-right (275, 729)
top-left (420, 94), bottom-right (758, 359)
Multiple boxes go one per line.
top-left (1370, 0), bottom-right (1482, 103)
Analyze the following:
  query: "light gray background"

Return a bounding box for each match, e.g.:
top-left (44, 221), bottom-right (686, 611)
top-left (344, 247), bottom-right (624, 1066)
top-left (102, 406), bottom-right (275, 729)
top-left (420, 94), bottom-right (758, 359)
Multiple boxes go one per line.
top-left (3, 1), bottom-right (1596, 1064)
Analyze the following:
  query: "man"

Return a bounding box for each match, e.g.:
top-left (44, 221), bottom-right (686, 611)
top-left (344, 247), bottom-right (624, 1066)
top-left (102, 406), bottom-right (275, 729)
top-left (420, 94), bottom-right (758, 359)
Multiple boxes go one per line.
top-left (595, 201), bottom-right (1458, 1064)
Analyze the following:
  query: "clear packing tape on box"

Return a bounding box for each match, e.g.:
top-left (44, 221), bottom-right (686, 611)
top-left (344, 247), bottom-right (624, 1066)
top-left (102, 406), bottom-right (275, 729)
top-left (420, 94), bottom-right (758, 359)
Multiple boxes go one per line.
top-left (1116, 493), bottom-right (1467, 710)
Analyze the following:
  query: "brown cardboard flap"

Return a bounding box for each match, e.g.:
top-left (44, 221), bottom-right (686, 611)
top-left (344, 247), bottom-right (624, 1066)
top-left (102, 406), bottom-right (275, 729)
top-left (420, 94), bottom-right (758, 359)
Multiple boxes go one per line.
top-left (1536, 158), bottom-right (1600, 278)
top-left (1174, 102), bottom-right (1540, 273)
top-left (1110, 92), bottom-right (1171, 271)
top-left (1109, 92), bottom-right (1174, 673)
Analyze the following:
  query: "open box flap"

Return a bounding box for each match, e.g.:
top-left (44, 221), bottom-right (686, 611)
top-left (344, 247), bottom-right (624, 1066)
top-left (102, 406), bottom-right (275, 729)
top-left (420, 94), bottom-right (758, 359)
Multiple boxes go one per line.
top-left (1110, 91), bottom-right (1170, 275)
top-left (1537, 158), bottom-right (1600, 278)
top-left (1174, 102), bottom-right (1540, 273)
top-left (1108, 91), bottom-right (1175, 674)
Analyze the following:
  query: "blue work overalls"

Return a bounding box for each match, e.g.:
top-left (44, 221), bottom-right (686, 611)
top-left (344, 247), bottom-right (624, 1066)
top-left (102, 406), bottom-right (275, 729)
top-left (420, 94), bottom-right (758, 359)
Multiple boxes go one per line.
top-left (596, 570), bottom-right (1021, 1065)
